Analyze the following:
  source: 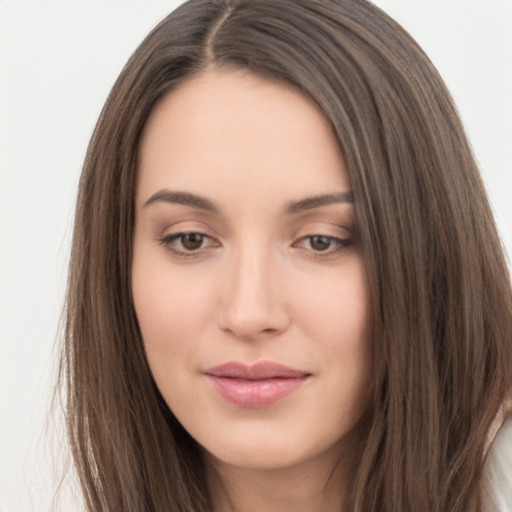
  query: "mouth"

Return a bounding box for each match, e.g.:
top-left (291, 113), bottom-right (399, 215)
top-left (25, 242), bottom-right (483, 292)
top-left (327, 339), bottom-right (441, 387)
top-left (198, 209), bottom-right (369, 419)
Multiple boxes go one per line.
top-left (204, 361), bottom-right (311, 408)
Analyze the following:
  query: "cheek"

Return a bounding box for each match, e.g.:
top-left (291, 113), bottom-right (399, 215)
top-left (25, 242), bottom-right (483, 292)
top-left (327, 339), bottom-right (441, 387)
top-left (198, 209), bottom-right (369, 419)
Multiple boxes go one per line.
top-left (131, 253), bottom-right (215, 365)
top-left (132, 264), bottom-right (216, 420)
top-left (296, 260), bottom-right (373, 404)
top-left (298, 259), bottom-right (370, 350)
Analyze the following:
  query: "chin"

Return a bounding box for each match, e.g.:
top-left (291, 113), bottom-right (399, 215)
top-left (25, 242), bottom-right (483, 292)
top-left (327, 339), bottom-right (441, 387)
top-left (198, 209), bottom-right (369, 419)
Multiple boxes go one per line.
top-left (191, 413), bottom-right (361, 473)
top-left (206, 439), bottom-right (305, 470)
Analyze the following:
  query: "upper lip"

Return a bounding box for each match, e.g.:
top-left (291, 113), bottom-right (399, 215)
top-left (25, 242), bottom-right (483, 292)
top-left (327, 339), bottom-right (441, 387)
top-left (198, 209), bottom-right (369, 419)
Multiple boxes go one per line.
top-left (205, 361), bottom-right (310, 380)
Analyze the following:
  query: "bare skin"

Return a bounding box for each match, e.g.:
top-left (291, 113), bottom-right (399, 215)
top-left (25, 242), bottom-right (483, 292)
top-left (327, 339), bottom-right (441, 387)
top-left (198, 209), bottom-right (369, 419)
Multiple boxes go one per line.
top-left (132, 69), bottom-right (372, 512)
top-left (206, 428), bottom-right (363, 512)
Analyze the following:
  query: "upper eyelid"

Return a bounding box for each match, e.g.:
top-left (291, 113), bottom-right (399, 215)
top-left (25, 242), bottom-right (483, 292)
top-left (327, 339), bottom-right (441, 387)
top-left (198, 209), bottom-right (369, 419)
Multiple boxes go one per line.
top-left (292, 222), bottom-right (352, 238)
top-left (158, 221), bottom-right (218, 238)
top-left (154, 218), bottom-right (353, 240)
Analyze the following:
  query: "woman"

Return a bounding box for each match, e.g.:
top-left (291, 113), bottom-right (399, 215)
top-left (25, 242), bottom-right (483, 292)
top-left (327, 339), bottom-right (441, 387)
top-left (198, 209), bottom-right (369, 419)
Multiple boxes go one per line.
top-left (60, 0), bottom-right (512, 510)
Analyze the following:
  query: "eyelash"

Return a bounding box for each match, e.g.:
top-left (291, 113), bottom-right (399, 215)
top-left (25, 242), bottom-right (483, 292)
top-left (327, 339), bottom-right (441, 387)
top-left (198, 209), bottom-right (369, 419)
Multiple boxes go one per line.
top-left (157, 232), bottom-right (352, 259)
top-left (158, 232), bottom-right (218, 258)
top-left (292, 234), bottom-right (352, 256)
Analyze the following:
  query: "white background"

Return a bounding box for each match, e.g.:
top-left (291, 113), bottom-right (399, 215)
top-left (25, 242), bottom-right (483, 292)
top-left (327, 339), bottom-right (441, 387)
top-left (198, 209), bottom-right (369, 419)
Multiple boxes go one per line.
top-left (1, 1), bottom-right (511, 510)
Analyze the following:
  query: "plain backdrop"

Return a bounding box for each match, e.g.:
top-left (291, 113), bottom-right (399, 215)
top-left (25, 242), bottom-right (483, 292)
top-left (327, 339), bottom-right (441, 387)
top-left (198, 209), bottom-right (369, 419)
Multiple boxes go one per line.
top-left (1, 1), bottom-right (511, 510)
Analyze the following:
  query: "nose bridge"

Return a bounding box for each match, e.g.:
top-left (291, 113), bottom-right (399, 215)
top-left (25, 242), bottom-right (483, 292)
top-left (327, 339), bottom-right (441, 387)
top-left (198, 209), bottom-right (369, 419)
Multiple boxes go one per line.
top-left (218, 239), bottom-right (288, 339)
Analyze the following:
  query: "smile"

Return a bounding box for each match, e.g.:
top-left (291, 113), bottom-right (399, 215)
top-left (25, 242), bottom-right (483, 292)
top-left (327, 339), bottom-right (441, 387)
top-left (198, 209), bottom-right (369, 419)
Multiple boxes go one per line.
top-left (205, 361), bottom-right (311, 408)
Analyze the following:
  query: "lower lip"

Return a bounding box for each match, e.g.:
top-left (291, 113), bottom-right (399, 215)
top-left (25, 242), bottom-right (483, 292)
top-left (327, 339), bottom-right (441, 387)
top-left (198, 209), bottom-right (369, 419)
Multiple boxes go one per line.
top-left (207, 375), bottom-right (308, 408)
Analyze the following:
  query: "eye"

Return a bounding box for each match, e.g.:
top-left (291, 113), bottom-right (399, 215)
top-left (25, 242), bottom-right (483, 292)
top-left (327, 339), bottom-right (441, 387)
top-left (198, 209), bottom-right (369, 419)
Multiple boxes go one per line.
top-left (308, 235), bottom-right (336, 251)
top-left (294, 234), bottom-right (351, 255)
top-left (177, 232), bottom-right (206, 251)
top-left (158, 231), bottom-right (219, 257)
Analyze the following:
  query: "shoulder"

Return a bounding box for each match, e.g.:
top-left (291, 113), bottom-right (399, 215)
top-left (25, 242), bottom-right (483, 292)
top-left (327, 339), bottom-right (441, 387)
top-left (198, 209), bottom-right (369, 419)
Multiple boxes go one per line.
top-left (484, 414), bottom-right (512, 512)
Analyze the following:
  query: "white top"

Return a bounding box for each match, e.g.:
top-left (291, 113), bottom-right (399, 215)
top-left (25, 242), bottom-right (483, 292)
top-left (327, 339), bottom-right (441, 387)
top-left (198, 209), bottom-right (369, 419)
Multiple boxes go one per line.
top-left (485, 415), bottom-right (512, 512)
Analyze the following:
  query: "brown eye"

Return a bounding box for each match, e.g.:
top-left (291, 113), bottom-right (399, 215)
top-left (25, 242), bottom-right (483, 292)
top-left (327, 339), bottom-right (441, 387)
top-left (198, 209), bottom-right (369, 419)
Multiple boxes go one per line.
top-left (180, 233), bottom-right (205, 250)
top-left (159, 231), bottom-right (219, 258)
top-left (292, 233), bottom-right (351, 257)
top-left (308, 235), bottom-right (334, 251)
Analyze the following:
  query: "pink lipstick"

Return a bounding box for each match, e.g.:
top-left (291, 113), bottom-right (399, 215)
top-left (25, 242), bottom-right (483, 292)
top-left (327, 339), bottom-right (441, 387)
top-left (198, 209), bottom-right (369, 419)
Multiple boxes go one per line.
top-left (205, 361), bottom-right (310, 408)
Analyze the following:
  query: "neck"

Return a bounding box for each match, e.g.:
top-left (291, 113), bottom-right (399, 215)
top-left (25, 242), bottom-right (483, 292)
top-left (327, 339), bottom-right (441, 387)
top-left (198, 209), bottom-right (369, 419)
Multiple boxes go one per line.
top-left (206, 443), bottom-right (354, 512)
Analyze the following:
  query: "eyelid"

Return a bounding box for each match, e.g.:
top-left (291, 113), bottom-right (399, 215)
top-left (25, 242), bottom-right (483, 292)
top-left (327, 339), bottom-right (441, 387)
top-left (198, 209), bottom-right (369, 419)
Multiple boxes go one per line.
top-left (292, 221), bottom-right (352, 239)
top-left (156, 220), bottom-right (218, 239)
top-left (291, 222), bottom-right (354, 256)
top-left (156, 222), bottom-right (222, 258)
top-left (154, 221), bottom-right (354, 258)
top-left (292, 234), bottom-right (352, 254)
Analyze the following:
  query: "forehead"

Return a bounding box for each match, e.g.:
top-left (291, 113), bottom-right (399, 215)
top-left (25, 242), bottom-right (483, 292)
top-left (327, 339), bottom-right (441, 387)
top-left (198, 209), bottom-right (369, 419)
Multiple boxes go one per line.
top-left (137, 69), bottom-right (349, 206)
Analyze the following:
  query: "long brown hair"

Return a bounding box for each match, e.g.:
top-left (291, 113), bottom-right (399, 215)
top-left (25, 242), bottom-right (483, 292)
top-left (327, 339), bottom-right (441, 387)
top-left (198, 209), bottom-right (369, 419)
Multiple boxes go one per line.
top-left (60, 1), bottom-right (512, 510)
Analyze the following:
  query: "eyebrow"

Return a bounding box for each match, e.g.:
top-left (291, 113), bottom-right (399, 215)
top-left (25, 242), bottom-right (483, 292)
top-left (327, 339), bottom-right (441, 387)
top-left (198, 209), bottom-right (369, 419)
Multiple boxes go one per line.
top-left (142, 189), bottom-right (353, 214)
top-left (143, 190), bottom-right (218, 212)
top-left (284, 191), bottom-right (353, 214)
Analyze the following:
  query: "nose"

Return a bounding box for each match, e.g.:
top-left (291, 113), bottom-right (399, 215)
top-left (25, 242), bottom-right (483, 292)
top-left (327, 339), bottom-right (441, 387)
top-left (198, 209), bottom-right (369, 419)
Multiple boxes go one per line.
top-left (216, 246), bottom-right (291, 341)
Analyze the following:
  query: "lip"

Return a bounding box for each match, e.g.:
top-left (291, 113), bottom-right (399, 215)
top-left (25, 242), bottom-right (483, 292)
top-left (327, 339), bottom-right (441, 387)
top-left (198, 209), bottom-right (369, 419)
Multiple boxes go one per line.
top-left (204, 361), bottom-right (311, 408)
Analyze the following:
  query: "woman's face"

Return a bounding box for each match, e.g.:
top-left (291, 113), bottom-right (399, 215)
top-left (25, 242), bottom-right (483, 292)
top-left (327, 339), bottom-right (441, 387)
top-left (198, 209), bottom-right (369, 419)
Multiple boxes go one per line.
top-left (132, 70), bottom-right (372, 471)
